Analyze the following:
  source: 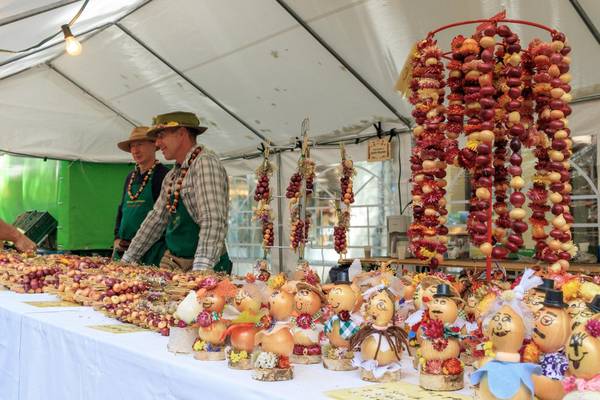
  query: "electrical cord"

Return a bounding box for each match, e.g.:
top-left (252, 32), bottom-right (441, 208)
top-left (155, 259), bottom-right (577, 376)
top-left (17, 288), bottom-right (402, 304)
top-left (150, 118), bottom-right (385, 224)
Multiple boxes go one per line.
top-left (0, 0), bottom-right (90, 54)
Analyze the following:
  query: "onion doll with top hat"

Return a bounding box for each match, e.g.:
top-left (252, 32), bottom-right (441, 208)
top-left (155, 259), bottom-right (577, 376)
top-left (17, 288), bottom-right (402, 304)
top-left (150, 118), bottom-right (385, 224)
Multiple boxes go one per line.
top-left (418, 283), bottom-right (465, 391)
top-left (321, 260), bottom-right (362, 371)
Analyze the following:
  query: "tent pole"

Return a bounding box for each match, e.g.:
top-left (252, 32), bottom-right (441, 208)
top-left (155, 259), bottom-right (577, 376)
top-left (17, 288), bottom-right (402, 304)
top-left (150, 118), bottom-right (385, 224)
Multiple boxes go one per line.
top-left (569, 0), bottom-right (600, 46)
top-left (274, 0), bottom-right (413, 129)
top-left (114, 23), bottom-right (269, 143)
top-left (276, 152), bottom-right (284, 273)
top-left (0, 0), bottom-right (80, 28)
top-left (46, 63), bottom-right (139, 127)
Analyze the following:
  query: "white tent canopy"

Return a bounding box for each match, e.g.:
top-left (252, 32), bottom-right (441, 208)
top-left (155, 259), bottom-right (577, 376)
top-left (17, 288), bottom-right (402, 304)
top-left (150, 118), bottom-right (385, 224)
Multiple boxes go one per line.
top-left (0, 0), bottom-right (599, 162)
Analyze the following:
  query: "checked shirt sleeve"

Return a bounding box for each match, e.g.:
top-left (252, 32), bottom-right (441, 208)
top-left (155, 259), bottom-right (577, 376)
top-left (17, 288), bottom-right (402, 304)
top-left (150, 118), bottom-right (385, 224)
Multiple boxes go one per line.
top-left (188, 152), bottom-right (229, 270)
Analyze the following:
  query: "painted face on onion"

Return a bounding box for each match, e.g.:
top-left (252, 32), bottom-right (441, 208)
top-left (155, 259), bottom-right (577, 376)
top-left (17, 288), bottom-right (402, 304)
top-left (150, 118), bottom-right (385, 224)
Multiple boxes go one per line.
top-left (533, 306), bottom-right (571, 353)
top-left (566, 329), bottom-right (600, 380)
top-left (428, 297), bottom-right (458, 324)
top-left (200, 293), bottom-right (225, 313)
top-left (326, 284), bottom-right (357, 313)
top-left (487, 305), bottom-right (525, 353)
top-left (294, 288), bottom-right (322, 315)
top-left (367, 291), bottom-right (394, 326)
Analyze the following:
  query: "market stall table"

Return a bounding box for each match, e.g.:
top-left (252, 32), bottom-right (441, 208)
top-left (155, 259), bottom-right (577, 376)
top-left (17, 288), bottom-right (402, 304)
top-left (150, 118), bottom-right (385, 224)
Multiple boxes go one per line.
top-left (0, 290), bottom-right (475, 400)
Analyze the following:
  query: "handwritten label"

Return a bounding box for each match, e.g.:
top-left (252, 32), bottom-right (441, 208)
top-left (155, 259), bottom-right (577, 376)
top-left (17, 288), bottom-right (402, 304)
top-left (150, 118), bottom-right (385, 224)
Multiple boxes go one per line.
top-left (24, 300), bottom-right (80, 308)
top-left (367, 138), bottom-right (391, 162)
top-left (87, 324), bottom-right (147, 334)
top-left (325, 381), bottom-right (471, 400)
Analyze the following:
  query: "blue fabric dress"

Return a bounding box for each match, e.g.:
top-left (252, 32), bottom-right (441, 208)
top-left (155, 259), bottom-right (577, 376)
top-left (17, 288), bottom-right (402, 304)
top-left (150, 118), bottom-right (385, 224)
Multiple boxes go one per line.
top-left (471, 360), bottom-right (542, 399)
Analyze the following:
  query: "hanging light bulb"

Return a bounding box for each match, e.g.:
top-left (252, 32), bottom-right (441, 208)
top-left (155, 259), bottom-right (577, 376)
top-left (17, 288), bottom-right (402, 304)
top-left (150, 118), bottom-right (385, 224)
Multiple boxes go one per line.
top-left (61, 24), bottom-right (82, 56)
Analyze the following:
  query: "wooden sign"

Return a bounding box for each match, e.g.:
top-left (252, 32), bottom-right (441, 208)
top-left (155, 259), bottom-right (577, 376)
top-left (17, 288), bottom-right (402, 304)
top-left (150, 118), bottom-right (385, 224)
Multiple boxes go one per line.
top-left (368, 138), bottom-right (391, 162)
top-left (325, 381), bottom-right (471, 400)
top-left (24, 300), bottom-right (80, 308)
top-left (87, 324), bottom-right (147, 334)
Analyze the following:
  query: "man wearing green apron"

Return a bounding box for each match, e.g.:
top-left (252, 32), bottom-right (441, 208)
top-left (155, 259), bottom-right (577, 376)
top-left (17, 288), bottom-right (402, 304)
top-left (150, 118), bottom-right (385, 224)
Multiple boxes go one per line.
top-left (122, 112), bottom-right (232, 273)
top-left (113, 127), bottom-right (169, 266)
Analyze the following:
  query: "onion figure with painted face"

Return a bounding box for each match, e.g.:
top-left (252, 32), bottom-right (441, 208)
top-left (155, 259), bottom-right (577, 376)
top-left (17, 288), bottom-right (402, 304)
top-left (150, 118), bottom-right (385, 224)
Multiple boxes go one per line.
top-left (533, 289), bottom-right (571, 381)
top-left (322, 267), bottom-right (361, 371)
top-left (289, 280), bottom-right (326, 364)
top-left (419, 283), bottom-right (465, 391)
top-left (193, 277), bottom-right (236, 361)
top-left (349, 280), bottom-right (409, 382)
top-left (471, 269), bottom-right (545, 400)
top-left (252, 278), bottom-right (295, 381)
top-left (562, 318), bottom-right (600, 399)
top-left (221, 275), bottom-right (269, 370)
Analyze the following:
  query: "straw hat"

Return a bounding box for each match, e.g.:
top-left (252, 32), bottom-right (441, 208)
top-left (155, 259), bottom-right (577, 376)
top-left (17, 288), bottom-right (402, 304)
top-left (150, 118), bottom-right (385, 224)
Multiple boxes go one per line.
top-left (117, 126), bottom-right (154, 152)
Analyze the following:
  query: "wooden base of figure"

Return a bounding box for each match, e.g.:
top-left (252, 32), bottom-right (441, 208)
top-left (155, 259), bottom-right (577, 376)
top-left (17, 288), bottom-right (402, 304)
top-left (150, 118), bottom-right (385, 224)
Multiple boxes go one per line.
top-left (360, 367), bottom-right (401, 383)
top-left (322, 356), bottom-right (356, 371)
top-left (290, 354), bottom-right (321, 364)
top-left (167, 326), bottom-right (197, 354)
top-left (419, 371), bottom-right (464, 391)
top-left (194, 349), bottom-right (226, 361)
top-left (227, 357), bottom-right (253, 370)
top-left (252, 367), bottom-right (294, 381)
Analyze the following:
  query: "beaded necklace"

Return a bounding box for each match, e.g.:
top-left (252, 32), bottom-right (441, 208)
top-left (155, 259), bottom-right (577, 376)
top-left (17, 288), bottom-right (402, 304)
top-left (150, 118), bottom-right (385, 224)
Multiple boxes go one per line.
top-left (166, 147), bottom-right (202, 214)
top-left (127, 160), bottom-right (159, 201)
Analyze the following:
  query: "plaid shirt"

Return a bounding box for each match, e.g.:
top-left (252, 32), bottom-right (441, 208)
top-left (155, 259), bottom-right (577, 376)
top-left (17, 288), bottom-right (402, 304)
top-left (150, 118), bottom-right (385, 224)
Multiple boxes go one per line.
top-left (122, 144), bottom-right (229, 270)
top-left (323, 314), bottom-right (359, 340)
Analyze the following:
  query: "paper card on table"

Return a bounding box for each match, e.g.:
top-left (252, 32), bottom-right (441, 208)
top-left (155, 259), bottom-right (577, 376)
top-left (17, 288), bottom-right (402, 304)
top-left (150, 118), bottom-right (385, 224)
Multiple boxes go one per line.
top-left (325, 381), bottom-right (471, 400)
top-left (87, 324), bottom-right (147, 334)
top-left (24, 300), bottom-right (80, 308)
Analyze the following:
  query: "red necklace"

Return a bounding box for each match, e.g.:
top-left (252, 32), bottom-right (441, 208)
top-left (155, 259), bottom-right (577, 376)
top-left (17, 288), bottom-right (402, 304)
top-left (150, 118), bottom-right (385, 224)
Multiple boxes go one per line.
top-left (127, 161), bottom-right (158, 200)
top-left (166, 147), bottom-right (202, 214)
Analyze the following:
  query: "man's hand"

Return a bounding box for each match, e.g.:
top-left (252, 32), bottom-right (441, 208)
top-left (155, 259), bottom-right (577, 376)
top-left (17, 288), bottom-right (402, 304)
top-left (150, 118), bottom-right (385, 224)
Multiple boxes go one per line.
top-left (113, 238), bottom-right (122, 250)
top-left (14, 234), bottom-right (37, 253)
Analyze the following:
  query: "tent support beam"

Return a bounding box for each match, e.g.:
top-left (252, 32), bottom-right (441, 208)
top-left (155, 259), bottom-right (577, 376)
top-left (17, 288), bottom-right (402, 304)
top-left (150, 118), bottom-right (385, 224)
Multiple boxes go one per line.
top-left (0, 0), bottom-right (154, 71)
top-left (572, 93), bottom-right (600, 105)
top-left (46, 62), bottom-right (139, 127)
top-left (0, 0), bottom-right (81, 28)
top-left (274, 0), bottom-right (412, 129)
top-left (114, 23), bottom-right (269, 143)
top-left (569, 0), bottom-right (600, 46)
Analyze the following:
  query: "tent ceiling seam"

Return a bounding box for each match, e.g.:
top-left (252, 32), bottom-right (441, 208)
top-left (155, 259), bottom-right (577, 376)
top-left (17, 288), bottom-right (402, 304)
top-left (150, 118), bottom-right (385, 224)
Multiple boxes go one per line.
top-left (114, 22), bottom-right (270, 143)
top-left (46, 62), bottom-right (140, 127)
top-left (569, 0), bottom-right (600, 46)
top-left (274, 0), bottom-right (413, 129)
top-left (0, 0), bottom-right (81, 28)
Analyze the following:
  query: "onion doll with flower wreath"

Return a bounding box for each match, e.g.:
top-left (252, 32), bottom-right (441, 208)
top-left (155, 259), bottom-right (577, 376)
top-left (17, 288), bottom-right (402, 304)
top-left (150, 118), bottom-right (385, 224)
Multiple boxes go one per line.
top-left (404, 274), bottom-right (458, 369)
top-left (418, 283), bottom-right (465, 391)
top-left (348, 275), bottom-right (410, 382)
top-left (192, 276), bottom-right (237, 361)
top-left (252, 274), bottom-right (295, 381)
top-left (321, 259), bottom-right (363, 371)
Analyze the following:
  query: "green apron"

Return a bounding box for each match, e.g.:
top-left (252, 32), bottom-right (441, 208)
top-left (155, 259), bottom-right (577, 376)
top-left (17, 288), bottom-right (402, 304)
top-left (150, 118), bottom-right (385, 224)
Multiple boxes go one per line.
top-left (166, 198), bottom-right (232, 273)
top-left (117, 174), bottom-right (166, 266)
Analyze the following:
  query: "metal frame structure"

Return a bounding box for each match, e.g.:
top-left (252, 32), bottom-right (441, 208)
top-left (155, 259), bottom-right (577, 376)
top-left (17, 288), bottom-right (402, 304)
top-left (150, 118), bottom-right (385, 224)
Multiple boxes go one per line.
top-left (274, 0), bottom-right (413, 129)
top-left (569, 0), bottom-right (600, 46)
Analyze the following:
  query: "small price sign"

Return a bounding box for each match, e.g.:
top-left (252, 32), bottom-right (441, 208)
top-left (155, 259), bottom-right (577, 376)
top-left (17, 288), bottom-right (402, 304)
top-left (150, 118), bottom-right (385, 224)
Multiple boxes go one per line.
top-left (367, 138), bottom-right (391, 162)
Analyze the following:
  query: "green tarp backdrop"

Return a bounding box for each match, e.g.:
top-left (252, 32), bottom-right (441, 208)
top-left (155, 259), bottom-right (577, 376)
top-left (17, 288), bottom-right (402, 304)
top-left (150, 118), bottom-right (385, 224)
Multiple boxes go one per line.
top-left (0, 154), bottom-right (131, 251)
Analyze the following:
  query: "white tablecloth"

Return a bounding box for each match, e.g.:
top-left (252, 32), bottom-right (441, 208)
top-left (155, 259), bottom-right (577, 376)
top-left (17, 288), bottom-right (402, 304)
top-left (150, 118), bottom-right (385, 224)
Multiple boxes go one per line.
top-left (0, 291), bottom-right (475, 400)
